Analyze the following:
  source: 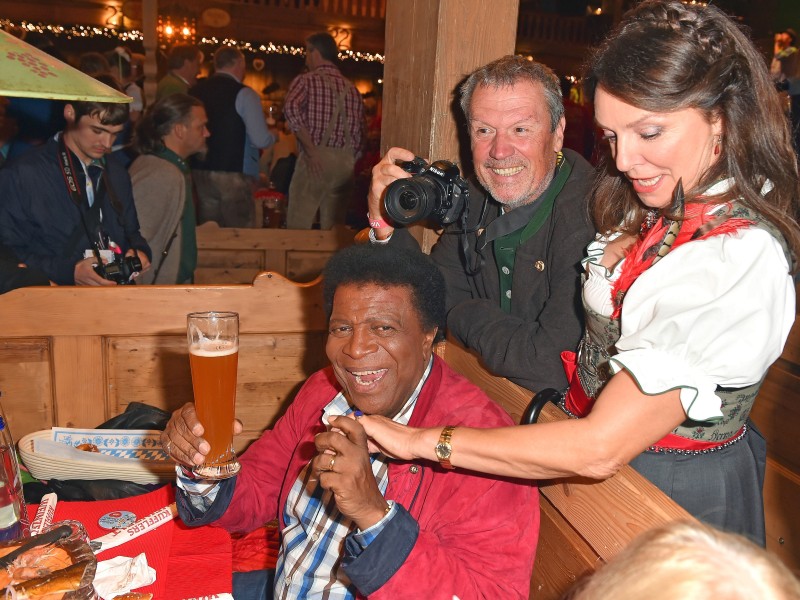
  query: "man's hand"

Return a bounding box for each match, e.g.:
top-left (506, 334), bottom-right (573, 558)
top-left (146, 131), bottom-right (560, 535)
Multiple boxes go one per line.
top-left (126, 248), bottom-right (151, 274)
top-left (313, 416), bottom-right (389, 531)
top-left (367, 147), bottom-right (416, 240)
top-left (74, 256), bottom-right (116, 286)
top-left (302, 147), bottom-right (325, 178)
top-left (160, 402), bottom-right (243, 468)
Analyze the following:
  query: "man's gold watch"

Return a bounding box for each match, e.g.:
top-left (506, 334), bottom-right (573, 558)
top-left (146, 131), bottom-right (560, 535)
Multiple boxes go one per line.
top-left (435, 425), bottom-right (456, 470)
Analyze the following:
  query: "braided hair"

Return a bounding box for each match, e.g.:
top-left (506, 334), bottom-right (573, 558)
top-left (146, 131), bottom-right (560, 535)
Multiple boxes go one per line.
top-left (584, 0), bottom-right (800, 264)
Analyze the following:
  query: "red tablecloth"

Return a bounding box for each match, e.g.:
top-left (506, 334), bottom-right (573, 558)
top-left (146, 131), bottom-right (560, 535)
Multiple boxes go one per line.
top-left (26, 485), bottom-right (232, 599)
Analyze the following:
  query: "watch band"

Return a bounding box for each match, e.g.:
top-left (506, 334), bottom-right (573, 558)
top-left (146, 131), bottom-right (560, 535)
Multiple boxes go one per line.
top-left (436, 425), bottom-right (456, 470)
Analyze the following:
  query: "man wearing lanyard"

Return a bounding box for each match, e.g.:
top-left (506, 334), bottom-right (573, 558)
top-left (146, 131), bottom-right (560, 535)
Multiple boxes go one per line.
top-left (0, 98), bottom-right (151, 285)
top-left (367, 55), bottom-right (595, 392)
top-left (161, 244), bottom-right (538, 600)
top-left (130, 93), bottom-right (209, 284)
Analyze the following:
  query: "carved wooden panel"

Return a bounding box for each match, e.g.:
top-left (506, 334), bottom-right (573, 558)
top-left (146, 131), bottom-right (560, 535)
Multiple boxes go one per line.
top-left (0, 338), bottom-right (54, 441)
top-left (763, 458), bottom-right (800, 573)
top-left (531, 499), bottom-right (600, 600)
top-left (106, 332), bottom-right (329, 450)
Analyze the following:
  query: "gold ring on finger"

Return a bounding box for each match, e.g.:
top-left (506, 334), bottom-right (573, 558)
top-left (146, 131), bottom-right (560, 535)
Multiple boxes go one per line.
top-left (328, 456), bottom-right (336, 471)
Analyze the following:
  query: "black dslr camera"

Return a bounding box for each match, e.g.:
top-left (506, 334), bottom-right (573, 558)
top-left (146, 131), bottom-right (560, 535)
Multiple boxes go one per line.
top-left (384, 157), bottom-right (470, 226)
top-left (92, 243), bottom-right (142, 285)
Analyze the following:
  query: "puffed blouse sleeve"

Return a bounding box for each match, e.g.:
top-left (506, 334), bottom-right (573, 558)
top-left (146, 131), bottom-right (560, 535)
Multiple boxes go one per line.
top-left (609, 226), bottom-right (795, 422)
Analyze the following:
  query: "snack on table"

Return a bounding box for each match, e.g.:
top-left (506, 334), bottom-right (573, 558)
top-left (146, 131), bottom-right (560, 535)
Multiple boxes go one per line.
top-left (74, 444), bottom-right (100, 453)
top-left (0, 521), bottom-right (97, 599)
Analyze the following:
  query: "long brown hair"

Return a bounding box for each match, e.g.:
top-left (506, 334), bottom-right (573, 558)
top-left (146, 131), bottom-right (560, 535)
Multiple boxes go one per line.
top-left (584, 0), bottom-right (800, 267)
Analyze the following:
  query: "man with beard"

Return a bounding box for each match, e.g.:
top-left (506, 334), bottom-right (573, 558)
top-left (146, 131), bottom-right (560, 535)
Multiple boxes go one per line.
top-left (367, 55), bottom-right (595, 392)
top-left (130, 94), bottom-right (209, 284)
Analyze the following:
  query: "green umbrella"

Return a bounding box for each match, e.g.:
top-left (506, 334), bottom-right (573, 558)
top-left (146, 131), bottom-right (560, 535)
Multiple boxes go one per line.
top-left (0, 29), bottom-right (130, 103)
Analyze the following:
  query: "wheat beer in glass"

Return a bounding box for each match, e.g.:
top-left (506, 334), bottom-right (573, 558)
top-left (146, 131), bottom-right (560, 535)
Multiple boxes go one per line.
top-left (187, 311), bottom-right (241, 479)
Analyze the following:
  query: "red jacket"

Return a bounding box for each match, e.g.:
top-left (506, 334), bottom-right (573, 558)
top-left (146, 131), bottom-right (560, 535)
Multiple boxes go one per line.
top-left (181, 357), bottom-right (539, 599)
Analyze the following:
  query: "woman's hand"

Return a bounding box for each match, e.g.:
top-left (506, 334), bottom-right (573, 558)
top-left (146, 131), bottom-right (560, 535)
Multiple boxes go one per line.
top-left (352, 414), bottom-right (434, 461)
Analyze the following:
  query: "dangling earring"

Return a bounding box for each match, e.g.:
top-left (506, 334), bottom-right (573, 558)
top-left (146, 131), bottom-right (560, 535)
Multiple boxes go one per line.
top-left (713, 135), bottom-right (722, 156)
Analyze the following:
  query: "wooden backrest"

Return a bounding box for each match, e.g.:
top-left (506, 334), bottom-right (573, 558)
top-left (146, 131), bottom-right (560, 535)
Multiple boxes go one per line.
top-left (749, 285), bottom-right (800, 573)
top-left (435, 339), bottom-right (694, 600)
top-left (195, 222), bottom-right (355, 284)
top-left (0, 274), bottom-right (328, 451)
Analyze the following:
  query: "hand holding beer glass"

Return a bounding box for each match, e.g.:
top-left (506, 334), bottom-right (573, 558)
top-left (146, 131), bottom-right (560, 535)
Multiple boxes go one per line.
top-left (187, 311), bottom-right (241, 479)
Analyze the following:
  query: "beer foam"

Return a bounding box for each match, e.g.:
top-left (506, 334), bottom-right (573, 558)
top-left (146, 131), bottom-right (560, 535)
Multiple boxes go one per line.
top-left (190, 340), bottom-right (238, 357)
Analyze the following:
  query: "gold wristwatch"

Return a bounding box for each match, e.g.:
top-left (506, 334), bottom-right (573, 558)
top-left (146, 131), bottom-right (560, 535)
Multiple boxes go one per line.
top-left (435, 425), bottom-right (456, 470)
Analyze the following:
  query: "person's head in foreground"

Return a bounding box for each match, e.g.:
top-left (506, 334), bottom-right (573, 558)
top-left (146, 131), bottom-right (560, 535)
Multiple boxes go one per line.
top-left (322, 243), bottom-right (446, 418)
top-left (565, 521), bottom-right (800, 600)
top-left (584, 0), bottom-right (800, 255)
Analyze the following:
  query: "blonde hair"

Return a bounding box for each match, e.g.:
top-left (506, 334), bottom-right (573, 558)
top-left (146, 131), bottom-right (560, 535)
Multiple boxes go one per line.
top-left (565, 521), bottom-right (800, 600)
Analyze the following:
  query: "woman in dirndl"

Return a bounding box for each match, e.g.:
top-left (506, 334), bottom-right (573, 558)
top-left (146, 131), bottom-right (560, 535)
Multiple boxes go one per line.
top-left (348, 0), bottom-right (800, 545)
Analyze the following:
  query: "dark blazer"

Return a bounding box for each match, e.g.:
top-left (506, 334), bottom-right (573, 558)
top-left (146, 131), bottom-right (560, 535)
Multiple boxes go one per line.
top-left (0, 137), bottom-right (151, 285)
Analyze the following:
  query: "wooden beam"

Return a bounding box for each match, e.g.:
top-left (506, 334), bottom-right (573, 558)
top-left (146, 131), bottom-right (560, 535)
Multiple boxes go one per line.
top-left (381, 0), bottom-right (519, 251)
top-left (381, 0), bottom-right (519, 160)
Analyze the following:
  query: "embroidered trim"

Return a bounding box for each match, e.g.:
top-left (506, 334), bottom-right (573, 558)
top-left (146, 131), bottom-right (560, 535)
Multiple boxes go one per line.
top-left (647, 424), bottom-right (748, 455)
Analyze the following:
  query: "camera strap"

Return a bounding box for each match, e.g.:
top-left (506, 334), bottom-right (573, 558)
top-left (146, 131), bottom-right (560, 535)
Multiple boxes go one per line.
top-left (57, 136), bottom-right (104, 257)
top-left (57, 136), bottom-right (138, 264)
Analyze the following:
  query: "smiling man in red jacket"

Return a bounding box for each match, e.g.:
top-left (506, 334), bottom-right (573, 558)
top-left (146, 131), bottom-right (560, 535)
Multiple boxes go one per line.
top-left (162, 244), bottom-right (539, 599)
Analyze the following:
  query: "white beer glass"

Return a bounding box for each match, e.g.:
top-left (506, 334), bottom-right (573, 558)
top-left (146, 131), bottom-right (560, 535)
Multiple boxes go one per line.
top-left (187, 311), bottom-right (241, 479)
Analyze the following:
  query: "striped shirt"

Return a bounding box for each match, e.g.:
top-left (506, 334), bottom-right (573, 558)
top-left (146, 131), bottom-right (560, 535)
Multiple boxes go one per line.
top-left (274, 359), bottom-right (431, 599)
top-left (283, 64), bottom-right (365, 152)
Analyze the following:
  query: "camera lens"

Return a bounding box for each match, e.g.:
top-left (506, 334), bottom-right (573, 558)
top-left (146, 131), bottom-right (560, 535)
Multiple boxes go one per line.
top-left (384, 178), bottom-right (439, 225)
top-left (398, 190), bottom-right (420, 211)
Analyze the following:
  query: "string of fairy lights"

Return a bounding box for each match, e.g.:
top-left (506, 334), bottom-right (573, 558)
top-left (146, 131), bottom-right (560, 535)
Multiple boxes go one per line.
top-left (0, 19), bottom-right (385, 63)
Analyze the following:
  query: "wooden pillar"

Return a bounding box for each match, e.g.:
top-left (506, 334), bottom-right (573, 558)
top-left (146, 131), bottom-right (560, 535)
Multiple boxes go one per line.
top-left (381, 0), bottom-right (519, 250)
top-left (141, 0), bottom-right (158, 106)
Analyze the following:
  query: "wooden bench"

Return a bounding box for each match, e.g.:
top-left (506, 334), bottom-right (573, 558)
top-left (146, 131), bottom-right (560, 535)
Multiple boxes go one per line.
top-left (195, 222), bottom-right (356, 284)
top-left (0, 274), bottom-right (328, 452)
top-left (750, 283), bottom-right (800, 573)
top-left (0, 278), bottom-right (796, 595)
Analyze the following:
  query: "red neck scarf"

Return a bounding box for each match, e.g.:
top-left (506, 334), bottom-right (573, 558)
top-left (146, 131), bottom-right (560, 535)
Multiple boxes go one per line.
top-left (610, 203), bottom-right (753, 319)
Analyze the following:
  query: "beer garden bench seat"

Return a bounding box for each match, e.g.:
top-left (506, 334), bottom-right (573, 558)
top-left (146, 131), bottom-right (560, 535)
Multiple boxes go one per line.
top-left (0, 276), bottom-right (796, 598)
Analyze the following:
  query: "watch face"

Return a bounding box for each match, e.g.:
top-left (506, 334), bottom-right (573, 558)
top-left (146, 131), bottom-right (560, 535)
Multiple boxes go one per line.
top-left (435, 443), bottom-right (451, 460)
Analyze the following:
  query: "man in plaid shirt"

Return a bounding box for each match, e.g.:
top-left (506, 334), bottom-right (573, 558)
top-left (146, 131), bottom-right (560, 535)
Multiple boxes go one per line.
top-left (283, 33), bottom-right (365, 230)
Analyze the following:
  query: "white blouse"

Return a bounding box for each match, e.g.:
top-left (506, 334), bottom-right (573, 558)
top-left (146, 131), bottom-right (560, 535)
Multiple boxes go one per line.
top-left (582, 210), bottom-right (795, 422)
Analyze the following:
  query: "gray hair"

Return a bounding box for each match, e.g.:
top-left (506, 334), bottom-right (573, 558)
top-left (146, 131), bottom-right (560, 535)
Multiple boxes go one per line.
top-left (459, 55), bottom-right (564, 132)
top-left (134, 93), bottom-right (203, 155)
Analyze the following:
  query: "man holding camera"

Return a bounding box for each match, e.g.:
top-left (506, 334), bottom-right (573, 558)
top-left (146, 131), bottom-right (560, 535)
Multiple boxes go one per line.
top-left (0, 99), bottom-right (151, 285)
top-left (368, 55), bottom-right (594, 392)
